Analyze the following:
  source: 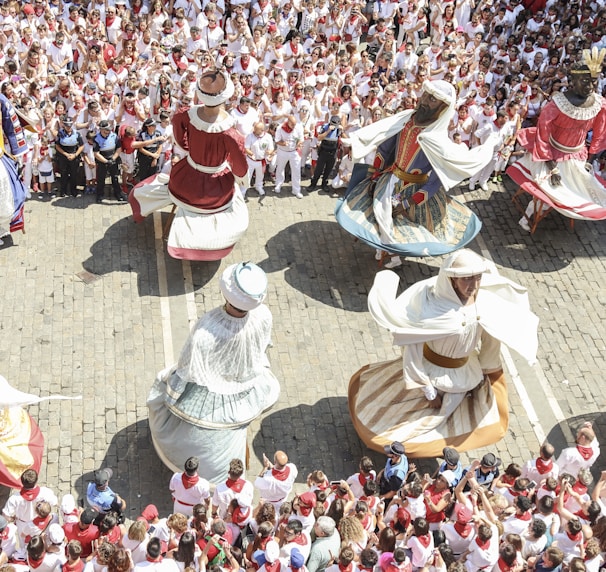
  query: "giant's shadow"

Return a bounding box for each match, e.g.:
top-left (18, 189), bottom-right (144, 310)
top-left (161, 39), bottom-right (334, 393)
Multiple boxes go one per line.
top-left (252, 397), bottom-right (438, 484)
top-left (257, 220), bottom-right (438, 312)
top-left (73, 419), bottom-right (174, 520)
top-left (80, 214), bottom-right (220, 297)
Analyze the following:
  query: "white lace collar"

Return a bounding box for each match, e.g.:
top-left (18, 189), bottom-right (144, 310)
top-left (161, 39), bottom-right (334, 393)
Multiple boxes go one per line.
top-left (188, 107), bottom-right (235, 133)
top-left (552, 91), bottom-right (603, 121)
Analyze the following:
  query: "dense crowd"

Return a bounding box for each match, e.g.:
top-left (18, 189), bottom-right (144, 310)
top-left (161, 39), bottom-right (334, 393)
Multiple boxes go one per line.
top-left (0, 429), bottom-right (604, 572)
top-left (5, 0), bottom-right (606, 204)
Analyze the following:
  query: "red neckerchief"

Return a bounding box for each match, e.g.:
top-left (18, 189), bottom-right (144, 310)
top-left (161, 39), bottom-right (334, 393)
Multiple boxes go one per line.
top-left (272, 466), bottom-right (290, 480)
top-left (454, 521), bottom-right (473, 537)
top-left (289, 41), bottom-right (299, 55)
top-left (0, 527), bottom-right (9, 540)
top-left (359, 495), bottom-right (378, 511)
top-left (32, 514), bottom-right (52, 530)
top-left (259, 536), bottom-right (274, 550)
top-left (106, 16), bottom-right (115, 26)
top-left (20, 486), bottom-right (40, 501)
top-left (133, 4), bottom-right (141, 13)
top-left (63, 560), bottom-right (84, 572)
top-left (316, 480), bottom-right (329, 491)
top-left (417, 534), bottom-right (431, 548)
top-left (577, 445), bottom-right (593, 460)
top-left (360, 514), bottom-right (372, 529)
top-left (516, 511), bottom-right (531, 521)
top-left (536, 457), bottom-right (553, 474)
top-left (182, 473), bottom-right (199, 490)
top-left (339, 563), bottom-right (353, 572)
top-left (176, 20), bottom-right (185, 28)
top-left (281, 122), bottom-right (293, 134)
top-left (502, 474), bottom-right (516, 485)
top-left (125, 106), bottom-right (135, 116)
top-left (573, 482), bottom-right (587, 496)
top-left (524, 47), bottom-right (534, 52)
top-left (567, 530), bottom-right (582, 542)
top-left (293, 534), bottom-right (308, 546)
top-left (241, 59), bottom-right (250, 70)
top-left (498, 557), bottom-right (514, 571)
top-left (29, 556), bottom-right (45, 569)
top-left (476, 537), bottom-right (490, 549)
top-left (483, 109), bottom-right (495, 117)
top-left (147, 556), bottom-right (163, 563)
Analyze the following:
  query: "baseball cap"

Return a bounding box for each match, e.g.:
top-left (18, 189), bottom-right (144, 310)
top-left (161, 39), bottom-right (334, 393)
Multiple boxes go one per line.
top-left (94, 467), bottom-right (113, 486)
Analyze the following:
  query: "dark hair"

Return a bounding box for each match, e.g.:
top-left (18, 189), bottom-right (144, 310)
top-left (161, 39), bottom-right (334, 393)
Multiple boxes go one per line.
top-left (21, 469), bottom-right (38, 488)
top-left (174, 532), bottom-right (196, 568)
top-left (27, 536), bottom-right (46, 561)
top-left (146, 538), bottom-right (162, 560)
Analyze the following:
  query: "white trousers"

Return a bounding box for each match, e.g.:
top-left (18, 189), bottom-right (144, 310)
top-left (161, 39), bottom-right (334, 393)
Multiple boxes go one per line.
top-left (246, 157), bottom-right (265, 192)
top-left (275, 149), bottom-right (301, 194)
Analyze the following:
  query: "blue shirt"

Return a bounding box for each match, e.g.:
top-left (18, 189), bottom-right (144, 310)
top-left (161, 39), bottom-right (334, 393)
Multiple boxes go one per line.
top-left (438, 461), bottom-right (463, 485)
top-left (385, 455), bottom-right (408, 484)
top-left (93, 131), bottom-right (121, 158)
top-left (56, 128), bottom-right (82, 151)
top-left (86, 482), bottom-right (117, 513)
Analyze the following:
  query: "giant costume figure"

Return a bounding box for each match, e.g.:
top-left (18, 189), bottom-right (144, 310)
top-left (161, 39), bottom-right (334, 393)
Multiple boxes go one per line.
top-left (0, 376), bottom-right (80, 488)
top-left (335, 81), bottom-right (494, 267)
top-left (508, 51), bottom-right (606, 230)
top-left (0, 94), bottom-right (28, 243)
top-left (129, 71), bottom-right (249, 260)
top-left (348, 249), bottom-right (539, 456)
top-left (148, 262), bottom-right (280, 484)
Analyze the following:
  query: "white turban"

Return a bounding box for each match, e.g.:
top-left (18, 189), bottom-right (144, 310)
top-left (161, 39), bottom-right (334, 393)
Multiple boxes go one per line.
top-left (220, 262), bottom-right (268, 311)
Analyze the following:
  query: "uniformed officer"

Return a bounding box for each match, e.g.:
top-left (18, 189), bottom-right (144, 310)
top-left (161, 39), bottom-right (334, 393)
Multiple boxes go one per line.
top-left (310, 115), bottom-right (342, 191)
top-left (55, 116), bottom-right (84, 197)
top-left (93, 120), bottom-right (125, 204)
top-left (136, 118), bottom-right (164, 181)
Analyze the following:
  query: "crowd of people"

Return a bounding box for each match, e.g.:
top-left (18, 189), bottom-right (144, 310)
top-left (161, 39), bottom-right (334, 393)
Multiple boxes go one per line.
top-left (0, 431), bottom-right (604, 572)
top-left (4, 0), bottom-right (606, 209)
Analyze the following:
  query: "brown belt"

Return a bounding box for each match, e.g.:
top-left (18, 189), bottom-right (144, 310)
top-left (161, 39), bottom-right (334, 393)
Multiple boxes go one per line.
top-left (423, 343), bottom-right (469, 368)
top-left (392, 165), bottom-right (429, 184)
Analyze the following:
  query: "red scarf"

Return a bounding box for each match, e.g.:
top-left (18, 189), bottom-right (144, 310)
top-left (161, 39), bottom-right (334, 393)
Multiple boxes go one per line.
top-left (501, 474), bottom-right (515, 485)
top-left (20, 486), bottom-right (40, 501)
top-left (339, 564), bottom-right (353, 572)
top-left (32, 514), bottom-right (52, 531)
top-left (497, 558), bottom-right (514, 571)
top-left (417, 534), bottom-right (431, 548)
top-left (272, 466), bottom-right (290, 480)
top-left (182, 473), bottom-right (199, 490)
top-left (63, 561), bottom-right (84, 572)
top-left (289, 41), bottom-right (299, 55)
top-left (293, 534), bottom-right (308, 546)
top-left (226, 478), bottom-right (245, 492)
top-left (476, 537), bottom-right (490, 550)
top-left (572, 482), bottom-right (587, 496)
top-left (259, 536), bottom-right (274, 550)
top-left (29, 556), bottom-right (45, 569)
top-left (567, 530), bottom-right (582, 542)
top-left (241, 59), bottom-right (250, 70)
top-left (535, 458), bottom-right (553, 474)
top-left (454, 521), bottom-right (473, 537)
top-left (577, 445), bottom-right (593, 460)
top-left (281, 122), bottom-right (293, 134)
top-left (147, 556), bottom-right (163, 563)
top-left (106, 16), bottom-right (115, 26)
top-left (516, 511), bottom-right (532, 521)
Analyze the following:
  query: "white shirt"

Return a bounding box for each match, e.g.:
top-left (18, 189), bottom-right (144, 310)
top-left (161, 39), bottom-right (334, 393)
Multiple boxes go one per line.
top-left (169, 472), bottom-right (210, 517)
top-left (212, 478), bottom-right (254, 519)
top-left (274, 125), bottom-right (304, 153)
top-left (556, 439), bottom-right (600, 477)
top-left (254, 463), bottom-right (298, 506)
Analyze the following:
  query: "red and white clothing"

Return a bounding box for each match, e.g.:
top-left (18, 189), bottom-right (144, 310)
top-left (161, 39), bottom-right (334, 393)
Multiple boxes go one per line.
top-left (551, 530), bottom-right (582, 562)
top-left (3, 486), bottom-right (58, 545)
top-left (169, 472), bottom-right (211, 517)
top-left (442, 520), bottom-right (475, 558)
top-left (508, 93), bottom-right (606, 222)
top-left (245, 131), bottom-right (274, 194)
top-left (556, 438), bottom-right (601, 476)
top-left (407, 533), bottom-right (434, 569)
top-left (280, 531), bottom-right (312, 562)
top-left (521, 457), bottom-right (559, 484)
top-left (346, 471), bottom-right (377, 499)
top-left (212, 477), bottom-right (254, 519)
top-left (464, 525), bottom-right (499, 572)
top-left (502, 512), bottom-right (532, 536)
top-left (130, 108), bottom-right (249, 261)
top-left (254, 463), bottom-right (298, 510)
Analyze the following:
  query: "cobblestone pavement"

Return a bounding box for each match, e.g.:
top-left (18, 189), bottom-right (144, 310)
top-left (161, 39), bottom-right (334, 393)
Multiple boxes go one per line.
top-left (0, 174), bottom-right (605, 518)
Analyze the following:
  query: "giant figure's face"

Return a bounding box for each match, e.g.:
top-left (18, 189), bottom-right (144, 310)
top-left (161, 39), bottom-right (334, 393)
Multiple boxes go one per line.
top-left (570, 71), bottom-right (596, 99)
top-left (414, 91), bottom-right (448, 126)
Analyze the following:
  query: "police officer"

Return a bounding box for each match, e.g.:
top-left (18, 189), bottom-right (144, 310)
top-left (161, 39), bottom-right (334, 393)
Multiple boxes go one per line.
top-left (93, 120), bottom-right (125, 204)
top-left (136, 118), bottom-right (164, 181)
top-left (55, 116), bottom-right (84, 197)
top-left (310, 115), bottom-right (342, 191)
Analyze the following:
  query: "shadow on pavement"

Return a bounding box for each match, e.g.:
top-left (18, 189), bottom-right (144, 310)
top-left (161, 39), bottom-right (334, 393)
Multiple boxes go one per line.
top-left (80, 214), bottom-right (221, 297)
top-left (257, 220), bottom-right (434, 312)
top-left (73, 419), bottom-right (174, 520)
top-left (252, 397), bottom-right (438, 485)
